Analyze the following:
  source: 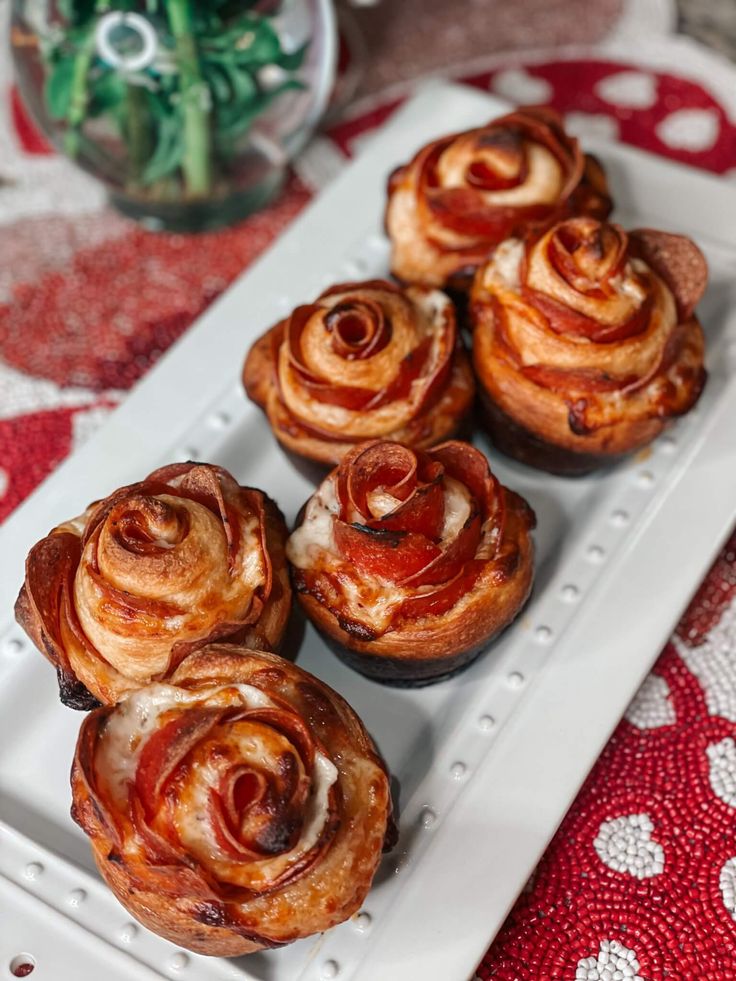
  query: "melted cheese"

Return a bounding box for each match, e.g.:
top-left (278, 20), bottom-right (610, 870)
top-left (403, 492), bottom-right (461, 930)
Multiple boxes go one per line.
top-left (98, 681), bottom-right (339, 879)
top-left (176, 735), bottom-right (337, 885)
top-left (98, 682), bottom-right (277, 807)
top-left (287, 477), bottom-right (339, 566)
top-left (440, 477), bottom-right (472, 542)
top-left (483, 238), bottom-right (524, 290)
top-left (288, 473), bottom-right (479, 632)
top-left (366, 489), bottom-right (402, 518)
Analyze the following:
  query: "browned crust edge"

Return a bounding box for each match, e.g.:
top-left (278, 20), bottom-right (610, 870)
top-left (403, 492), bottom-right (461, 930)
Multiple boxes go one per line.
top-left (16, 487), bottom-right (293, 708)
top-left (71, 645), bottom-right (394, 956)
top-left (293, 490), bottom-right (535, 684)
top-left (243, 322), bottom-right (476, 466)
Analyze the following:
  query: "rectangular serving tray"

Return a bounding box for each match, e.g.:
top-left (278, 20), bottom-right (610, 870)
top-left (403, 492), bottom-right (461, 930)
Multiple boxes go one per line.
top-left (1, 81), bottom-right (736, 981)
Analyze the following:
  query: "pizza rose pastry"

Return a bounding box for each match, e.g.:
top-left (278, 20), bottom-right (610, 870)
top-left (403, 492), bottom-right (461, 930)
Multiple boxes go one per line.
top-left (470, 216), bottom-right (708, 474)
top-left (385, 106), bottom-right (612, 291)
top-left (16, 463), bottom-right (291, 709)
top-left (243, 279), bottom-right (474, 465)
top-left (287, 440), bottom-right (535, 685)
top-left (71, 644), bottom-right (395, 956)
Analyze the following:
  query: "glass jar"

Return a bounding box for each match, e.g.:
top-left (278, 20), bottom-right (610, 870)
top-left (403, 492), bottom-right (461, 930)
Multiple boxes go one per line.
top-left (11, 0), bottom-right (336, 231)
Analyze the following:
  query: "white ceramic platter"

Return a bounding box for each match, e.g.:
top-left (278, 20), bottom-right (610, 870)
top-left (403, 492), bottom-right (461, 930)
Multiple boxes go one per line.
top-left (1, 81), bottom-right (736, 981)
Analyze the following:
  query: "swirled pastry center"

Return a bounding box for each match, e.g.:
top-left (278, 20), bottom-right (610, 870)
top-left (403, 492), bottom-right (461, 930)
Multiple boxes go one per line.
top-left (288, 472), bottom-right (487, 633)
top-left (96, 682), bottom-right (338, 891)
top-left (278, 286), bottom-right (455, 438)
top-left (436, 138), bottom-right (564, 207)
top-left (478, 227), bottom-right (678, 384)
top-left (74, 494), bottom-right (266, 679)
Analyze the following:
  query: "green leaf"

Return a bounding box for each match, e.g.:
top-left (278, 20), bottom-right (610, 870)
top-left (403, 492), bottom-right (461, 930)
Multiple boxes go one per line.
top-left (57, 0), bottom-right (99, 27)
top-left (275, 41), bottom-right (309, 71)
top-left (141, 109), bottom-right (185, 185)
top-left (88, 71), bottom-right (128, 117)
top-left (214, 79), bottom-right (303, 147)
top-left (44, 57), bottom-right (76, 120)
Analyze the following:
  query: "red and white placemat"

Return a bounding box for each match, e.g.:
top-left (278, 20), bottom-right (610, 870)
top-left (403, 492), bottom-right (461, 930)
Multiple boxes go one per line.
top-left (2, 7), bottom-right (736, 976)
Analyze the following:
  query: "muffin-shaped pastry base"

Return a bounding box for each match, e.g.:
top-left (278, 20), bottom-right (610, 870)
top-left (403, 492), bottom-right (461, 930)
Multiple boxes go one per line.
top-left (16, 463), bottom-right (292, 708)
top-left (71, 645), bottom-right (395, 956)
top-left (288, 440), bottom-right (535, 685)
top-left (243, 279), bottom-right (475, 466)
top-left (477, 388), bottom-right (642, 477)
top-left (471, 220), bottom-right (708, 474)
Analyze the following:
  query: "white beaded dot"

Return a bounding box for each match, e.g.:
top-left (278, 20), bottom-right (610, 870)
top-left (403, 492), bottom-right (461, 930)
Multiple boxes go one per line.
top-left (610, 509), bottom-right (629, 527)
top-left (625, 675), bottom-right (675, 730)
top-left (478, 714), bottom-right (495, 731)
top-left (587, 544), bottom-right (606, 563)
top-left (120, 924), bottom-right (138, 944)
top-left (321, 959), bottom-right (340, 979)
top-left (637, 470), bottom-right (655, 488)
top-left (210, 410), bottom-right (231, 428)
top-left (4, 637), bottom-right (23, 655)
top-left (561, 583), bottom-right (580, 602)
top-left (169, 952), bottom-right (189, 971)
top-left (659, 434), bottom-right (677, 453)
top-left (67, 888), bottom-right (87, 907)
top-left (24, 862), bottom-right (43, 880)
top-left (535, 625), bottom-right (553, 644)
top-left (353, 911), bottom-right (372, 933)
top-left (420, 806), bottom-right (437, 829)
top-left (593, 813), bottom-right (664, 879)
top-left (720, 856), bottom-right (736, 922)
top-left (180, 447), bottom-right (199, 461)
top-left (450, 761), bottom-right (467, 780)
top-left (707, 738), bottom-right (736, 807)
top-left (507, 671), bottom-right (525, 689)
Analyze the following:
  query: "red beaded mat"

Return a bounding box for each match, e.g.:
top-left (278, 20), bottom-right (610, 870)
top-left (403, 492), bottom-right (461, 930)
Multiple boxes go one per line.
top-left (2, 27), bottom-right (736, 980)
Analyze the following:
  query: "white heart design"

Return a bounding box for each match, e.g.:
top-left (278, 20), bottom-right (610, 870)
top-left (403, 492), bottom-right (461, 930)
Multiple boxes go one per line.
top-left (576, 938), bottom-right (643, 981)
top-left (564, 112), bottom-right (620, 142)
top-left (656, 108), bottom-right (720, 152)
top-left (491, 69), bottom-right (553, 105)
top-left (594, 813), bottom-right (664, 878)
top-left (720, 856), bottom-right (736, 921)
top-left (596, 71), bottom-right (658, 109)
top-left (625, 674), bottom-right (675, 730)
top-left (674, 597), bottom-right (736, 721)
top-left (71, 404), bottom-right (116, 451)
top-left (707, 738), bottom-right (736, 807)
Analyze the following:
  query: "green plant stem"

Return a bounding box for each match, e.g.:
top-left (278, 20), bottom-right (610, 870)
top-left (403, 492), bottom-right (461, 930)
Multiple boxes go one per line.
top-left (167, 0), bottom-right (213, 197)
top-left (126, 86), bottom-right (152, 184)
top-left (64, 33), bottom-right (96, 157)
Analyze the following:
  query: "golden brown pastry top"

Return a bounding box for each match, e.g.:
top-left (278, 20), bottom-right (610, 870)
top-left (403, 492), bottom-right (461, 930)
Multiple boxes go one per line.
top-left (243, 279), bottom-right (475, 464)
top-left (287, 439), bottom-right (535, 641)
top-left (71, 645), bottom-right (395, 955)
top-left (16, 463), bottom-right (290, 708)
top-left (471, 216), bottom-right (708, 450)
top-left (385, 106), bottom-right (612, 289)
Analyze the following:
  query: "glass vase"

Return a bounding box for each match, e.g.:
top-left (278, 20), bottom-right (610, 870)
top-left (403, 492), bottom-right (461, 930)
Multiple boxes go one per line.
top-left (11, 0), bottom-right (336, 231)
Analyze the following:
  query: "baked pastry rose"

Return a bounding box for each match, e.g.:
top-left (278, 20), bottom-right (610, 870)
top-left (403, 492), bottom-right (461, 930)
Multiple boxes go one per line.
top-left (243, 279), bottom-right (474, 465)
top-left (287, 440), bottom-right (535, 685)
top-left (470, 216), bottom-right (708, 474)
top-left (71, 645), bottom-right (395, 956)
top-left (16, 463), bottom-right (291, 709)
top-left (385, 106), bottom-right (612, 291)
